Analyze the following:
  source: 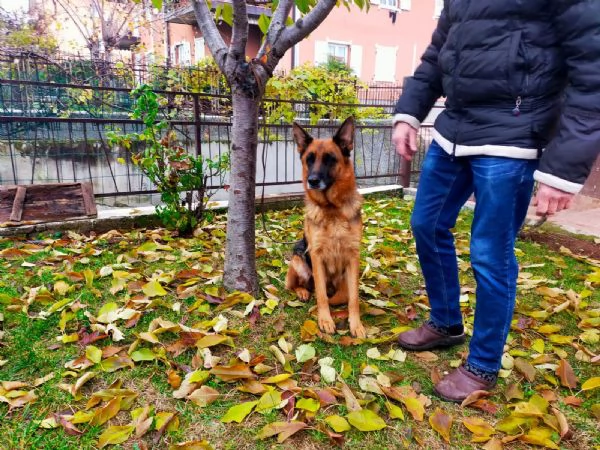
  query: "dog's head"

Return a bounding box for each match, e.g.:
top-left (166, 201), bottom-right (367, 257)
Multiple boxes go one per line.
top-left (292, 117), bottom-right (355, 192)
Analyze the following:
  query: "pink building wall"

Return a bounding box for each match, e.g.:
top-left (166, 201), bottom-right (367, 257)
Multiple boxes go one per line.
top-left (286, 2), bottom-right (440, 83)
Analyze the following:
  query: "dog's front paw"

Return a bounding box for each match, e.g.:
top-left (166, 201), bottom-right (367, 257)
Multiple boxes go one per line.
top-left (350, 320), bottom-right (367, 339)
top-left (295, 287), bottom-right (311, 301)
top-left (318, 313), bottom-right (336, 334)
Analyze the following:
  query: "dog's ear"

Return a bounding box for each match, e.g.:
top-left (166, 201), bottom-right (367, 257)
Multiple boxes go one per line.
top-left (292, 122), bottom-right (313, 155)
top-left (333, 116), bottom-right (355, 157)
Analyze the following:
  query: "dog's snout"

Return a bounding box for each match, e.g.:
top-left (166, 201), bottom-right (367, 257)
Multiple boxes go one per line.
top-left (307, 176), bottom-right (320, 188)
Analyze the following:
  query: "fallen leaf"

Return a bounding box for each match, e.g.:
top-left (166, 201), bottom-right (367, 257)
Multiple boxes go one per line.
top-left (255, 421), bottom-right (307, 443)
top-left (325, 415), bottom-right (351, 432)
top-left (429, 407), bottom-right (452, 443)
top-left (98, 425), bottom-right (135, 448)
top-left (514, 357), bottom-right (537, 382)
top-left (346, 409), bottom-right (387, 431)
top-left (187, 386), bottom-right (219, 407)
top-left (295, 344), bottom-right (316, 363)
top-left (582, 377), bottom-right (600, 391)
top-left (221, 401), bottom-right (258, 423)
top-left (555, 359), bottom-right (578, 389)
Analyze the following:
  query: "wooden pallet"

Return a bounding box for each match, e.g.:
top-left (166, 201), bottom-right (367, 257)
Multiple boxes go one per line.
top-left (0, 182), bottom-right (97, 226)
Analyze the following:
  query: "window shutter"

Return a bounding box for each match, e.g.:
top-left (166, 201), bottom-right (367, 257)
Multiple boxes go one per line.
top-left (350, 45), bottom-right (363, 77)
top-left (374, 45), bottom-right (397, 82)
top-left (195, 37), bottom-right (205, 63)
top-left (314, 40), bottom-right (329, 65)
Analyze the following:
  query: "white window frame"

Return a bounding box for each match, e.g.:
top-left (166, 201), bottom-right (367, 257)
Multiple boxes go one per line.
top-left (327, 42), bottom-right (350, 65)
top-left (399, 0), bottom-right (411, 11)
top-left (378, 0), bottom-right (397, 10)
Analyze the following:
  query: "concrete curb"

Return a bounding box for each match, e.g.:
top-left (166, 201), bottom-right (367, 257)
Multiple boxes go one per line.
top-left (0, 185), bottom-right (404, 237)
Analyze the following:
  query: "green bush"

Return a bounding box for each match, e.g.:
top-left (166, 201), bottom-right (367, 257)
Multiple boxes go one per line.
top-left (108, 84), bottom-right (229, 234)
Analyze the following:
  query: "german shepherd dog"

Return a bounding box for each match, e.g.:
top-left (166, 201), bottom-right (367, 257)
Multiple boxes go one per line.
top-left (285, 117), bottom-right (366, 338)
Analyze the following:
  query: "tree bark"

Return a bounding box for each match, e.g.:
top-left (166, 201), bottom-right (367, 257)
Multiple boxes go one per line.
top-left (223, 91), bottom-right (261, 294)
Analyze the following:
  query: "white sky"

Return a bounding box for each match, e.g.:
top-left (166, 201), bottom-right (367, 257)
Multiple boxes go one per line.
top-left (0, 0), bottom-right (29, 13)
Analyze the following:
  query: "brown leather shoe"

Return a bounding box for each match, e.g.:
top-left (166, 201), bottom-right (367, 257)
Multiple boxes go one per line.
top-left (397, 322), bottom-right (465, 351)
top-left (433, 366), bottom-right (496, 403)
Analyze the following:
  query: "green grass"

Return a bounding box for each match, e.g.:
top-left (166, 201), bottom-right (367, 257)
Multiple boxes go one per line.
top-left (0, 197), bottom-right (598, 450)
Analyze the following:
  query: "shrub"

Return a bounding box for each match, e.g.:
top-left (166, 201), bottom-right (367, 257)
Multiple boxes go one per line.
top-left (108, 84), bottom-right (229, 234)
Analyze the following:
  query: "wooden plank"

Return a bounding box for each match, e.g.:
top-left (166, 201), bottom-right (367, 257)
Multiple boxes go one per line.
top-left (0, 182), bottom-right (97, 226)
top-left (9, 186), bottom-right (26, 222)
top-left (80, 182), bottom-right (97, 216)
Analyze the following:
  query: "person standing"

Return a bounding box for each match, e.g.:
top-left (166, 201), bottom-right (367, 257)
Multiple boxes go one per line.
top-left (392, 0), bottom-right (600, 402)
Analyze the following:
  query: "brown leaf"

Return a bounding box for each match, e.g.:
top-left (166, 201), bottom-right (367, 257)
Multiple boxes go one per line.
top-left (56, 414), bottom-right (83, 436)
top-left (555, 359), bottom-right (578, 389)
top-left (430, 367), bottom-right (442, 385)
top-left (563, 396), bottom-right (583, 407)
top-left (461, 390), bottom-right (492, 408)
top-left (90, 396), bottom-right (121, 426)
top-left (504, 383), bottom-right (524, 401)
top-left (187, 386), bottom-right (219, 407)
top-left (340, 382), bottom-right (361, 412)
top-left (256, 421), bottom-right (308, 443)
top-left (414, 351), bottom-right (438, 362)
top-left (210, 364), bottom-right (255, 382)
top-left (167, 369), bottom-right (182, 389)
top-left (429, 407), bottom-right (453, 443)
top-left (482, 437), bottom-right (504, 450)
top-left (514, 357), bottom-right (537, 382)
top-left (550, 407), bottom-right (571, 440)
top-left (469, 399), bottom-right (500, 415)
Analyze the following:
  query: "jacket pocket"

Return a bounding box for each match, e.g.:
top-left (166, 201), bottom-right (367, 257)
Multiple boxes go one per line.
top-left (507, 30), bottom-right (524, 97)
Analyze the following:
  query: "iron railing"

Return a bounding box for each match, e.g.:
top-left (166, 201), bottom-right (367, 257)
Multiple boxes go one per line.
top-left (0, 70), bottom-right (432, 208)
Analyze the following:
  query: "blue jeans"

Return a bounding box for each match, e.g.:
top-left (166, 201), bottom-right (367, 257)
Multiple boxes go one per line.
top-left (411, 141), bottom-right (537, 373)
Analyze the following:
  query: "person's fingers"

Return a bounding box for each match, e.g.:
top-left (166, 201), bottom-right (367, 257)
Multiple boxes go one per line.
top-left (408, 128), bottom-right (418, 152)
top-left (535, 194), bottom-right (548, 216)
top-left (546, 197), bottom-right (559, 215)
top-left (557, 196), bottom-right (570, 213)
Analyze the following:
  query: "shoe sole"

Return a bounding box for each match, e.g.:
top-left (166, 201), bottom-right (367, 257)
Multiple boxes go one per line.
top-left (397, 335), bottom-right (466, 351)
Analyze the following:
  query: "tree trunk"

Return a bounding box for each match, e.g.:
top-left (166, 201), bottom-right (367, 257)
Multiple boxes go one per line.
top-left (223, 91), bottom-right (260, 294)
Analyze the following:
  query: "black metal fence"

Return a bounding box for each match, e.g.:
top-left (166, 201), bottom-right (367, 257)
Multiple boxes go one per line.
top-left (0, 54), bottom-right (432, 208)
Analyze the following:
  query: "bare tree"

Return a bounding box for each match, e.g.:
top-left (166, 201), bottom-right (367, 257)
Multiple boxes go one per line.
top-left (191, 0), bottom-right (367, 294)
top-left (52, 0), bottom-right (143, 60)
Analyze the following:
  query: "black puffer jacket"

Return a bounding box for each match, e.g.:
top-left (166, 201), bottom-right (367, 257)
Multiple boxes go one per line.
top-left (394, 0), bottom-right (600, 193)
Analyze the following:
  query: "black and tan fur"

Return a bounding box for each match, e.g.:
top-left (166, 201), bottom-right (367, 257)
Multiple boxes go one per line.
top-left (285, 117), bottom-right (366, 338)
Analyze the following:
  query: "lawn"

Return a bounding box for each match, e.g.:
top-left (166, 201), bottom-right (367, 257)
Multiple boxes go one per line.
top-left (0, 197), bottom-right (598, 450)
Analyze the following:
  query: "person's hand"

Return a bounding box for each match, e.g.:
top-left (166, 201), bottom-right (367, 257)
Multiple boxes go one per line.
top-left (392, 122), bottom-right (418, 161)
top-left (533, 183), bottom-right (574, 216)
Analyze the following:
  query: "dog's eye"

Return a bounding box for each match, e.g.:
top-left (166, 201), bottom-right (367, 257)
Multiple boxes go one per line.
top-left (306, 153), bottom-right (316, 165)
top-left (322, 153), bottom-right (337, 164)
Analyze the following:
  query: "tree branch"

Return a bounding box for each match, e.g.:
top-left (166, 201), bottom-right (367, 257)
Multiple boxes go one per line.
top-left (191, 0), bottom-right (228, 74)
top-left (224, 0), bottom-right (249, 75)
top-left (256, 0), bottom-right (294, 59)
top-left (264, 0), bottom-right (338, 74)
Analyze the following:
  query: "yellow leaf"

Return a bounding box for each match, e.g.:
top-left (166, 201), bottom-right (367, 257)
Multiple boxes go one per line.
top-left (98, 425), bottom-right (135, 448)
top-left (142, 280), bottom-right (167, 297)
top-left (325, 415), bottom-right (351, 432)
top-left (531, 339), bottom-right (545, 354)
top-left (385, 401), bottom-right (405, 421)
top-left (429, 407), bottom-right (453, 443)
top-left (221, 401), bottom-right (258, 423)
top-left (346, 409), bottom-right (387, 431)
top-left (86, 346), bottom-right (102, 364)
top-left (402, 396), bottom-right (425, 421)
top-left (582, 377), bottom-right (600, 391)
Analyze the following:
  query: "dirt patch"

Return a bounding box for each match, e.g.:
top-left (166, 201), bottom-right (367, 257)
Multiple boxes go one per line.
top-left (520, 229), bottom-right (600, 260)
